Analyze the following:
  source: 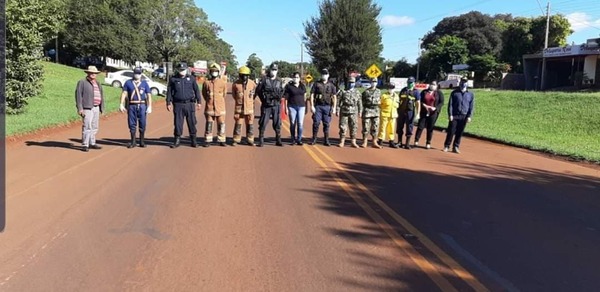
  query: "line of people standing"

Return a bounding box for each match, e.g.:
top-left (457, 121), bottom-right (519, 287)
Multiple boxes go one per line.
top-left (75, 63), bottom-right (474, 154)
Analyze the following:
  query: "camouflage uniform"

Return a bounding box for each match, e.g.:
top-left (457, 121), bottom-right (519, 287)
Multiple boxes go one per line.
top-left (337, 87), bottom-right (362, 139)
top-left (361, 87), bottom-right (381, 138)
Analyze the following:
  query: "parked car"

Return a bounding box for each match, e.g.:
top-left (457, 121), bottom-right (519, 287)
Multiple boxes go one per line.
top-left (152, 68), bottom-right (166, 79)
top-left (105, 70), bottom-right (167, 96)
top-left (359, 78), bottom-right (372, 88)
top-left (438, 73), bottom-right (474, 89)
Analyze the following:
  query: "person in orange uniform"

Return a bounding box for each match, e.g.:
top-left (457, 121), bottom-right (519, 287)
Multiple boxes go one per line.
top-left (378, 83), bottom-right (400, 148)
top-left (231, 66), bottom-right (257, 146)
top-left (202, 63), bottom-right (228, 147)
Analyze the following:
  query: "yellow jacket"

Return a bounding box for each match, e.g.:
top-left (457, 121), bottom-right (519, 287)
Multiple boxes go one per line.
top-left (380, 92), bottom-right (400, 118)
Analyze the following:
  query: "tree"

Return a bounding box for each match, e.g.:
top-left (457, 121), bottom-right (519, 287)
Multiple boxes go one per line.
top-left (246, 53), bottom-right (264, 80)
top-left (467, 54), bottom-right (498, 82)
top-left (6, 0), bottom-right (65, 113)
top-left (272, 60), bottom-right (298, 79)
top-left (392, 58), bottom-right (416, 78)
top-left (530, 14), bottom-right (573, 50)
top-left (304, 0), bottom-right (383, 84)
top-left (423, 36), bottom-right (469, 81)
top-left (422, 11), bottom-right (503, 58)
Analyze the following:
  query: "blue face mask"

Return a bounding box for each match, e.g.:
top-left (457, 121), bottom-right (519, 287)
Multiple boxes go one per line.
top-left (460, 83), bottom-right (468, 91)
top-left (349, 83), bottom-right (356, 89)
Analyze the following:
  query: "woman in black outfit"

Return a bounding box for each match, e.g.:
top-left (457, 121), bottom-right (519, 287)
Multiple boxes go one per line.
top-left (283, 72), bottom-right (308, 145)
top-left (414, 80), bottom-right (444, 149)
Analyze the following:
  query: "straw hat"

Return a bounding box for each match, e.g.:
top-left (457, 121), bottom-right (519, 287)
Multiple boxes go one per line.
top-left (84, 66), bottom-right (101, 74)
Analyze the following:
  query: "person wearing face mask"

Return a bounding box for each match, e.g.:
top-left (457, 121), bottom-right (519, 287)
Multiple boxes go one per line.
top-left (414, 80), bottom-right (444, 149)
top-left (166, 62), bottom-right (202, 148)
top-left (309, 69), bottom-right (337, 146)
top-left (336, 76), bottom-right (362, 148)
top-left (377, 83), bottom-right (400, 148)
top-left (119, 67), bottom-right (153, 148)
top-left (283, 72), bottom-right (307, 145)
top-left (444, 77), bottom-right (474, 154)
top-left (361, 77), bottom-right (382, 148)
top-left (202, 62), bottom-right (228, 147)
top-left (75, 65), bottom-right (105, 152)
top-left (254, 63), bottom-right (285, 147)
top-left (396, 76), bottom-right (421, 149)
top-left (231, 65), bottom-right (258, 146)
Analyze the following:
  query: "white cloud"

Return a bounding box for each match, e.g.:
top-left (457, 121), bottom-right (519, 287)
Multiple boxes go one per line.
top-left (566, 12), bottom-right (600, 32)
top-left (379, 15), bottom-right (415, 27)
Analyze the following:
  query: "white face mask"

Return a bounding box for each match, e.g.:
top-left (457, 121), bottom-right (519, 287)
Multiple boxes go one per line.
top-left (429, 84), bottom-right (437, 91)
top-left (211, 71), bottom-right (219, 77)
top-left (460, 83), bottom-right (468, 92)
top-left (371, 82), bottom-right (377, 88)
top-left (134, 74), bottom-right (141, 80)
top-left (179, 70), bottom-right (187, 76)
top-left (269, 70), bottom-right (278, 78)
top-left (322, 74), bottom-right (329, 81)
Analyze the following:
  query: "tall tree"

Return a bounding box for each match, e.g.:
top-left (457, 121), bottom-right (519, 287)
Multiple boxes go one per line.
top-left (246, 53), bottom-right (264, 80)
top-left (304, 0), bottom-right (383, 83)
top-left (6, 0), bottom-right (65, 113)
top-left (422, 36), bottom-right (469, 81)
top-left (422, 11), bottom-right (503, 58)
top-left (392, 58), bottom-right (416, 78)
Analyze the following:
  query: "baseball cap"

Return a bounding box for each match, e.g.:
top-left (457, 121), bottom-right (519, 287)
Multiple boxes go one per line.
top-left (407, 76), bottom-right (416, 83)
top-left (133, 67), bottom-right (143, 74)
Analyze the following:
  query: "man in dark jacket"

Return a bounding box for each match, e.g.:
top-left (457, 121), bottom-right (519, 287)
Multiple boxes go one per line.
top-left (75, 66), bottom-right (105, 152)
top-left (414, 80), bottom-right (444, 149)
top-left (166, 62), bottom-right (202, 148)
top-left (254, 63), bottom-right (284, 147)
top-left (444, 77), bottom-right (474, 154)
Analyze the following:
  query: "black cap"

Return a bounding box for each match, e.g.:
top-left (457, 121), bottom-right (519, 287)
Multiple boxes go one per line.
top-left (460, 77), bottom-right (468, 82)
top-left (133, 67), bottom-right (142, 74)
top-left (321, 69), bottom-right (329, 74)
top-left (269, 63), bottom-right (278, 70)
top-left (176, 62), bottom-right (188, 70)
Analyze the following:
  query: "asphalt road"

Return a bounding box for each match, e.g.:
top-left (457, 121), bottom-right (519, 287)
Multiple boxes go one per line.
top-left (2, 91), bottom-right (600, 292)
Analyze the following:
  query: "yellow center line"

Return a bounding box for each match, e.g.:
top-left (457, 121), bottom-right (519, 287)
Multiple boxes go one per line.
top-left (281, 121), bottom-right (463, 292)
top-left (310, 145), bottom-right (490, 292)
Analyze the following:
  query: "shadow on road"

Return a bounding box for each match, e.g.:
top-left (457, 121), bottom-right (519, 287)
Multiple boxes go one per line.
top-left (304, 161), bottom-right (600, 291)
top-left (25, 140), bottom-right (79, 150)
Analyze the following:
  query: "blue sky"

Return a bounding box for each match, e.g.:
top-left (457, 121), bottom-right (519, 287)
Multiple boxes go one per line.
top-left (196, 0), bottom-right (600, 66)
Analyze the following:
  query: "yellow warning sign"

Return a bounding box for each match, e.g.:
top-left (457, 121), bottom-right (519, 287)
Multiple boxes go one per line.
top-left (365, 64), bottom-right (382, 78)
top-left (305, 74), bottom-right (313, 83)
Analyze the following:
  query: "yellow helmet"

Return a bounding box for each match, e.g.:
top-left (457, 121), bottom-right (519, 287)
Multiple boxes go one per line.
top-left (209, 62), bottom-right (221, 72)
top-left (239, 66), bottom-right (251, 75)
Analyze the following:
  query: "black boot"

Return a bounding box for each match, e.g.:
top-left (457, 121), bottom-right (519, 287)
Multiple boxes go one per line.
top-left (404, 136), bottom-right (412, 149)
top-left (139, 131), bottom-right (146, 148)
top-left (309, 132), bottom-right (317, 145)
top-left (190, 135), bottom-right (198, 148)
top-left (389, 140), bottom-right (399, 149)
top-left (127, 132), bottom-right (136, 148)
top-left (275, 134), bottom-right (283, 146)
top-left (258, 134), bottom-right (264, 147)
top-left (324, 133), bottom-right (331, 146)
top-left (170, 136), bottom-right (181, 148)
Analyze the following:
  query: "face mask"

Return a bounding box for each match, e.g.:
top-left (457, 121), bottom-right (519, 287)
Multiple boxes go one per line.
top-left (429, 84), bottom-right (437, 91)
top-left (460, 83), bottom-right (468, 92)
top-left (241, 75), bottom-right (249, 82)
top-left (349, 83), bottom-right (356, 89)
top-left (408, 83), bottom-right (415, 90)
top-left (134, 74), bottom-right (141, 80)
top-left (179, 70), bottom-right (187, 76)
top-left (322, 74), bottom-right (329, 81)
top-left (211, 71), bottom-right (219, 78)
top-left (371, 82), bottom-right (377, 88)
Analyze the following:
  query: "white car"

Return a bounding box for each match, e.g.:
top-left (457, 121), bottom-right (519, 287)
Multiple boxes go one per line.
top-left (105, 70), bottom-right (167, 96)
top-left (438, 73), bottom-right (474, 89)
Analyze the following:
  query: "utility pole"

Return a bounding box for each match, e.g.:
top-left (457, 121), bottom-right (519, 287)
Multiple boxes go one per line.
top-left (416, 38), bottom-right (421, 81)
top-left (300, 42), bottom-right (304, 79)
top-left (540, 1), bottom-right (550, 90)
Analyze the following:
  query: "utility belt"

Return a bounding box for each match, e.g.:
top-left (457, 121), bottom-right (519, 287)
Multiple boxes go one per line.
top-left (315, 94), bottom-right (332, 105)
top-left (174, 99), bottom-right (194, 104)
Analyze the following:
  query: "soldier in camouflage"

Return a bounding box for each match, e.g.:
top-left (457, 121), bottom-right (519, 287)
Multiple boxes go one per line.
top-left (336, 77), bottom-right (362, 148)
top-left (361, 77), bottom-right (382, 149)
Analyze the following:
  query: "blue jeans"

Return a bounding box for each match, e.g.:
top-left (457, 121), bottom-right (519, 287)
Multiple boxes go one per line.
top-left (128, 104), bottom-right (147, 133)
top-left (288, 105), bottom-right (305, 141)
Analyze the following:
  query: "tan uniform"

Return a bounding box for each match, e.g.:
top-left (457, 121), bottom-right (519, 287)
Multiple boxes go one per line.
top-left (202, 78), bottom-right (228, 143)
top-left (231, 79), bottom-right (257, 144)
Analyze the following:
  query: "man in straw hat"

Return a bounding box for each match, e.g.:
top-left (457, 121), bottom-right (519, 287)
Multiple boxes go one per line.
top-left (75, 65), bottom-right (105, 152)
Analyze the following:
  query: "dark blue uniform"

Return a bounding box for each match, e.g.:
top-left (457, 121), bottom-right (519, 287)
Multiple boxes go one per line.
top-left (444, 88), bottom-right (474, 151)
top-left (311, 80), bottom-right (336, 142)
top-left (167, 74), bottom-right (201, 138)
top-left (123, 79), bottom-right (151, 134)
top-left (396, 87), bottom-right (421, 146)
top-left (255, 77), bottom-right (284, 145)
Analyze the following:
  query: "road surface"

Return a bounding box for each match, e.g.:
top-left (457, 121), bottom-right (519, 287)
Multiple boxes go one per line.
top-left (2, 91), bottom-right (600, 291)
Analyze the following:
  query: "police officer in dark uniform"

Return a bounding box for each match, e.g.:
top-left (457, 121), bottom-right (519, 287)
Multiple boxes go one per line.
top-left (166, 62), bottom-right (202, 148)
top-left (254, 63), bottom-right (284, 147)
top-left (309, 69), bottom-right (337, 146)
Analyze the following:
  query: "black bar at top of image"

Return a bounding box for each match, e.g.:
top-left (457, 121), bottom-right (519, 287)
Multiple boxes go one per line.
top-left (0, 0), bottom-right (6, 233)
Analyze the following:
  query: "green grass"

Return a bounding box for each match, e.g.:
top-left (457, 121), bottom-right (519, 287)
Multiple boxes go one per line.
top-left (6, 62), bottom-right (163, 136)
top-left (435, 89), bottom-right (600, 163)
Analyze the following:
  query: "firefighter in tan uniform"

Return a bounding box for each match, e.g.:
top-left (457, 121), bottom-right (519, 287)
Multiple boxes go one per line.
top-left (202, 63), bottom-right (228, 147)
top-left (231, 66), bottom-right (257, 146)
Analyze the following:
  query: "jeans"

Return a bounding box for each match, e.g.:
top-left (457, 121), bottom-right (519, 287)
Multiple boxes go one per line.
top-left (288, 105), bottom-right (305, 141)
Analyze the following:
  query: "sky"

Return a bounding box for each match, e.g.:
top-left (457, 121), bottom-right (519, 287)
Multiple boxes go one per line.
top-left (196, 0), bottom-right (600, 67)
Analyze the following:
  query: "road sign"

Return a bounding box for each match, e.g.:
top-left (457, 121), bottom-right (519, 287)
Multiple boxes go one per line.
top-left (366, 64), bottom-right (382, 78)
top-left (305, 74), bottom-right (313, 83)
